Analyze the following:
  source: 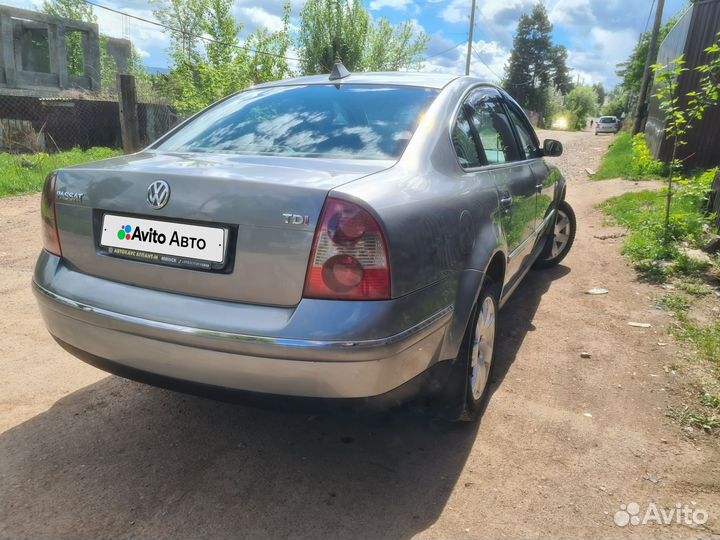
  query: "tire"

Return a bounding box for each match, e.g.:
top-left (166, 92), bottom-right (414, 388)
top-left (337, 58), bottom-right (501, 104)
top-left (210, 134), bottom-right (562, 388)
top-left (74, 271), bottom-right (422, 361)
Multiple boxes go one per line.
top-left (456, 281), bottom-right (500, 422)
top-left (533, 200), bottom-right (577, 269)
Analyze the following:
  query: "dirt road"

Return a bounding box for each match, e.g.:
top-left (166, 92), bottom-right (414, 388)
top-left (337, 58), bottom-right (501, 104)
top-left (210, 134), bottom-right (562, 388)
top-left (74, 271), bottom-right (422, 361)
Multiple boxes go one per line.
top-left (1, 131), bottom-right (718, 539)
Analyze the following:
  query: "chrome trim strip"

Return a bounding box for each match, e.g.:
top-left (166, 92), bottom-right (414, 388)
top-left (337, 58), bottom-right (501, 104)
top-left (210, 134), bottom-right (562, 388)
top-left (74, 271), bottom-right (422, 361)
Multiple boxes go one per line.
top-left (33, 281), bottom-right (453, 352)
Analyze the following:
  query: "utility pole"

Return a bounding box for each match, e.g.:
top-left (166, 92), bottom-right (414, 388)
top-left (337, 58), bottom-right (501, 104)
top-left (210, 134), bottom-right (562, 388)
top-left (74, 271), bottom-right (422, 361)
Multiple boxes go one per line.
top-left (465, 0), bottom-right (477, 76)
top-left (633, 0), bottom-right (666, 135)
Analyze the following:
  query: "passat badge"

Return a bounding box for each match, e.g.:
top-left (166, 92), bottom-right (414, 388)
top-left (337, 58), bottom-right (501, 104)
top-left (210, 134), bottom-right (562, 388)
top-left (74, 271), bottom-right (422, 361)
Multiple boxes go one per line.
top-left (147, 180), bottom-right (170, 210)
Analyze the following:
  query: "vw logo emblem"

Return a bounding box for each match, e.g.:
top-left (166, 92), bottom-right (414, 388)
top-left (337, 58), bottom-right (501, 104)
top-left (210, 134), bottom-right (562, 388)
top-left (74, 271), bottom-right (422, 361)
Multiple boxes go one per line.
top-left (147, 180), bottom-right (170, 209)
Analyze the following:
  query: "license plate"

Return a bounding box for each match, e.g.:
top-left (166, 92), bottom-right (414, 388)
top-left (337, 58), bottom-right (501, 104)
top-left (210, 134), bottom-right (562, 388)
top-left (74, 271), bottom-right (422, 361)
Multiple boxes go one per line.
top-left (100, 214), bottom-right (226, 263)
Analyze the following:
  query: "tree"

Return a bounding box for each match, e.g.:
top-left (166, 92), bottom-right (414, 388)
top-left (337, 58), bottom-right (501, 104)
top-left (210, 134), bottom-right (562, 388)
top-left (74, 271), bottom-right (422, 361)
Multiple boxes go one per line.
top-left (296, 0), bottom-right (427, 74)
top-left (364, 18), bottom-right (428, 71)
top-left (503, 3), bottom-right (572, 125)
top-left (152, 0), bottom-right (209, 63)
top-left (550, 46), bottom-right (574, 95)
top-left (615, 16), bottom-right (677, 107)
top-left (244, 4), bottom-right (293, 85)
top-left (565, 86), bottom-right (598, 130)
top-left (42, 0), bottom-right (96, 23)
top-left (592, 82), bottom-right (606, 107)
top-left (154, 0), bottom-right (293, 115)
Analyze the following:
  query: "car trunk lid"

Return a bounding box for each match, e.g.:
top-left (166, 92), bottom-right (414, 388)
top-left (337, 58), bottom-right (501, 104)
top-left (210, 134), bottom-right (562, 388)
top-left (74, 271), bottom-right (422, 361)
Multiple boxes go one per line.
top-left (53, 151), bottom-right (392, 306)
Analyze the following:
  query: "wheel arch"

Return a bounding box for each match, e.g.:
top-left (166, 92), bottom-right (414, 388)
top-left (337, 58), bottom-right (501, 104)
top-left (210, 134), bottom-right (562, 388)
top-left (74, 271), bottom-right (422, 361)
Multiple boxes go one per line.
top-left (439, 249), bottom-right (506, 361)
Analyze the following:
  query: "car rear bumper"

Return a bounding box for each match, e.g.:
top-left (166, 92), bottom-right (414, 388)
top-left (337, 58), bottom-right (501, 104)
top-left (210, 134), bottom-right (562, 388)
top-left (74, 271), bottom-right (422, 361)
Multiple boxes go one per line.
top-left (33, 252), bottom-right (453, 399)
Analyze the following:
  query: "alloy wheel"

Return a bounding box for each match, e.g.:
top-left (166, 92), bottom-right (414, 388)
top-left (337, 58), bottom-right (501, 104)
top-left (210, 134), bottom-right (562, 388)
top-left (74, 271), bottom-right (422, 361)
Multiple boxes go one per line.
top-left (470, 296), bottom-right (496, 400)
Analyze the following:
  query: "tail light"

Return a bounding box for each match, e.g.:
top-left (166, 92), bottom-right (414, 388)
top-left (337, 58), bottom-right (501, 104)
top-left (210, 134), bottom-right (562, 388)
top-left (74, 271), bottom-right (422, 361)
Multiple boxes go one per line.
top-left (303, 198), bottom-right (391, 300)
top-left (40, 172), bottom-right (62, 257)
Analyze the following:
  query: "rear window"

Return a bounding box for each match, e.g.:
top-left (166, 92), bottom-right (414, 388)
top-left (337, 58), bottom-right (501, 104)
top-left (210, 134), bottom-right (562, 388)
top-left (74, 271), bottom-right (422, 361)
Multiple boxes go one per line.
top-left (156, 84), bottom-right (439, 160)
top-left (599, 117), bottom-right (616, 123)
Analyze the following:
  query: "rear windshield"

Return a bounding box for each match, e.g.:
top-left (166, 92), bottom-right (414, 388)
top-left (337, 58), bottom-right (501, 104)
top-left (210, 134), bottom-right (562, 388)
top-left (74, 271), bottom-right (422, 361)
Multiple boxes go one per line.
top-left (156, 84), bottom-right (439, 160)
top-left (599, 117), bottom-right (616, 123)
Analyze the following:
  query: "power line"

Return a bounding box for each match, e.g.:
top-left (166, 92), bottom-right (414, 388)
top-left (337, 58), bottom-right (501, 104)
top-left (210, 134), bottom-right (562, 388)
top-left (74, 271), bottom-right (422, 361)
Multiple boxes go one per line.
top-left (471, 46), bottom-right (502, 80)
top-left (82, 0), bottom-right (301, 63)
top-left (425, 42), bottom-right (464, 60)
top-left (643, 0), bottom-right (657, 35)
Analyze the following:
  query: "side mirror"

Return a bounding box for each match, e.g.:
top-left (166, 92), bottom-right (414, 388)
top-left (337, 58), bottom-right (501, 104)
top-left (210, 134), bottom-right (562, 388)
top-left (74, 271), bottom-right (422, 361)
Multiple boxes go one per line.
top-left (543, 139), bottom-right (563, 157)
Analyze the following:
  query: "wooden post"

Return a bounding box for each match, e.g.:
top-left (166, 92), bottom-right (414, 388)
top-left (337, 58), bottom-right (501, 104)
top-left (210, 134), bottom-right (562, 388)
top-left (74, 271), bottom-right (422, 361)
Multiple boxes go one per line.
top-left (118, 73), bottom-right (140, 153)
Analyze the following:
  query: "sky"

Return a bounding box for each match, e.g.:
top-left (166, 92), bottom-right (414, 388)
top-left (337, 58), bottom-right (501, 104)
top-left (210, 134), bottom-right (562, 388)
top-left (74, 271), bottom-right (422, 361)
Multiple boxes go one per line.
top-left (7, 0), bottom-right (690, 89)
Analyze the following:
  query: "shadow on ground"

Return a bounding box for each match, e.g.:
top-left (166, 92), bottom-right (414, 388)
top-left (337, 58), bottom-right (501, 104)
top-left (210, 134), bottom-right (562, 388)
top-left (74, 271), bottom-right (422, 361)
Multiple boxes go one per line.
top-left (0, 266), bottom-right (569, 540)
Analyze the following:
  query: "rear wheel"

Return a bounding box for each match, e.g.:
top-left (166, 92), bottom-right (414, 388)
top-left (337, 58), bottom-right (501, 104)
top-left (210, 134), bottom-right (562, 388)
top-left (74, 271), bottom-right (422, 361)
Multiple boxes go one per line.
top-left (457, 282), bottom-right (499, 421)
top-left (534, 200), bottom-right (576, 269)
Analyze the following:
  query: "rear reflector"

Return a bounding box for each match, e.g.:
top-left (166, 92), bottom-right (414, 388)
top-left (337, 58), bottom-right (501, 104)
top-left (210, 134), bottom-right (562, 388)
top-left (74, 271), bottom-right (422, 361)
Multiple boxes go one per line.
top-left (40, 172), bottom-right (62, 257)
top-left (303, 198), bottom-right (391, 300)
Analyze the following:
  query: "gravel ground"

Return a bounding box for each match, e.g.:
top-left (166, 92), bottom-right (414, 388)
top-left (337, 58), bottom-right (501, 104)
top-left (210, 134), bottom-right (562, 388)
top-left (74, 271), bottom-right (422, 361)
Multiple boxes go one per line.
top-left (1, 130), bottom-right (719, 539)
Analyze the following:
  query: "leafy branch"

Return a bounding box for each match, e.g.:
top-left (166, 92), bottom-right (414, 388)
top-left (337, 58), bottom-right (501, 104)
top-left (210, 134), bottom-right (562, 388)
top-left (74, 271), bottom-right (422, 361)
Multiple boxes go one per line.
top-left (652, 32), bottom-right (720, 245)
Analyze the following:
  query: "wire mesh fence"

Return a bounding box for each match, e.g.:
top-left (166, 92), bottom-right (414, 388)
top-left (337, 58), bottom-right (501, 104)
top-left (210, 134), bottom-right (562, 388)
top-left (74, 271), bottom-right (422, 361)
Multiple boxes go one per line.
top-left (0, 4), bottom-right (182, 156)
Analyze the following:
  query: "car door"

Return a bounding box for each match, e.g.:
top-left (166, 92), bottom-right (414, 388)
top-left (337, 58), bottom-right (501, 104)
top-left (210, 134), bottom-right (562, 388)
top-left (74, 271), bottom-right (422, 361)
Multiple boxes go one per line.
top-left (502, 98), bottom-right (558, 240)
top-left (463, 89), bottom-right (538, 281)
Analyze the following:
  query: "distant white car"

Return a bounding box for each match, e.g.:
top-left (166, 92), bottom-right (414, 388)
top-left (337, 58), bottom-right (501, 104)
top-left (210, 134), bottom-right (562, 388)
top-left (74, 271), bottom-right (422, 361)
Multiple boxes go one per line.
top-left (595, 116), bottom-right (620, 135)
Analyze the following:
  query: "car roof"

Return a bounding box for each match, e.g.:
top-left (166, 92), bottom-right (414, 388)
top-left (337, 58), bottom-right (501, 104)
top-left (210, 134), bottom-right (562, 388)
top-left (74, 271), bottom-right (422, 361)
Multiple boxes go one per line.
top-left (253, 71), bottom-right (461, 90)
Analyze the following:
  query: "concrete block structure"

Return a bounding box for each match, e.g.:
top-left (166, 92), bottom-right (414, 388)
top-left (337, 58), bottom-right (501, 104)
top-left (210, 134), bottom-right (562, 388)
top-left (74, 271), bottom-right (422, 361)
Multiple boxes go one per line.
top-left (0, 5), bottom-right (104, 96)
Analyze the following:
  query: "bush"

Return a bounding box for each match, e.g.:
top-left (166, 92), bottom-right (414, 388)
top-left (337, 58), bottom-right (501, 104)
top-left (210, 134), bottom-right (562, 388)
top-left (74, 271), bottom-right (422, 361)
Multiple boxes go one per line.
top-left (630, 134), bottom-right (665, 178)
top-left (566, 86), bottom-right (598, 130)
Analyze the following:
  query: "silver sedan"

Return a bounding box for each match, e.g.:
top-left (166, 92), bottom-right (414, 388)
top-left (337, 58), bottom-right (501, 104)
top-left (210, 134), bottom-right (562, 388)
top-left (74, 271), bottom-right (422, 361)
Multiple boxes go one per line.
top-left (33, 69), bottom-right (576, 421)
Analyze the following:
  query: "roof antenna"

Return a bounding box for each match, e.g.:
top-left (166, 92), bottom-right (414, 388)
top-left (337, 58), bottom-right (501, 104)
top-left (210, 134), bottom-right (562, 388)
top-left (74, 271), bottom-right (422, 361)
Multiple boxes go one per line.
top-left (329, 61), bottom-right (350, 81)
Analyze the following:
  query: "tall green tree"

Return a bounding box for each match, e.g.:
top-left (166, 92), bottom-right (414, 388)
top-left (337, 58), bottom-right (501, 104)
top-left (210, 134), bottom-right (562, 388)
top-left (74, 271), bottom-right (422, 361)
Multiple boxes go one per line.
top-left (154, 0), bottom-right (292, 115)
top-left (297, 0), bottom-right (427, 74)
top-left (364, 18), bottom-right (428, 71)
top-left (41, 0), bottom-right (96, 23)
top-left (592, 82), bottom-right (606, 107)
top-left (244, 4), bottom-right (292, 84)
top-left (152, 0), bottom-right (209, 62)
top-left (550, 45), bottom-right (574, 94)
top-left (616, 17), bottom-right (678, 98)
top-left (503, 3), bottom-right (572, 124)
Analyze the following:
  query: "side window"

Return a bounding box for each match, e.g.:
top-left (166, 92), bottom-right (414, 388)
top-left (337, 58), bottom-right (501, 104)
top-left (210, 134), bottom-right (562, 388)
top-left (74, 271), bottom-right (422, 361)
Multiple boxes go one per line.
top-left (452, 110), bottom-right (482, 168)
top-left (466, 92), bottom-right (521, 164)
top-left (505, 103), bottom-right (542, 159)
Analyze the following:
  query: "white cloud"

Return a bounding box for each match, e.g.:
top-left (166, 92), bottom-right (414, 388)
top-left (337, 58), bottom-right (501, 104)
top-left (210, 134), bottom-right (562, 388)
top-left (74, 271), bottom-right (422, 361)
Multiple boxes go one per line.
top-left (566, 27), bottom-right (637, 86)
top-left (369, 0), bottom-right (413, 11)
top-left (235, 6), bottom-right (285, 33)
top-left (549, 0), bottom-right (596, 27)
top-left (422, 33), bottom-right (508, 83)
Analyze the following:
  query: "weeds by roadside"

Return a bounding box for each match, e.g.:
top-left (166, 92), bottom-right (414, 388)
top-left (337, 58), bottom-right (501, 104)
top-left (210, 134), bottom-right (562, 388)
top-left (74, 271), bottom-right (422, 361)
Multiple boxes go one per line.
top-left (599, 185), bottom-right (719, 283)
top-left (0, 148), bottom-right (121, 198)
top-left (658, 293), bottom-right (720, 433)
top-left (594, 133), bottom-right (666, 180)
top-left (598, 154), bottom-right (720, 433)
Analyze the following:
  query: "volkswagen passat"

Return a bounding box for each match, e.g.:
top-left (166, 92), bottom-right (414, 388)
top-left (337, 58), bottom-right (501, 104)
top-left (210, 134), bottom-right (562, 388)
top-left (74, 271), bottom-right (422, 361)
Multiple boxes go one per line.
top-left (34, 68), bottom-right (576, 420)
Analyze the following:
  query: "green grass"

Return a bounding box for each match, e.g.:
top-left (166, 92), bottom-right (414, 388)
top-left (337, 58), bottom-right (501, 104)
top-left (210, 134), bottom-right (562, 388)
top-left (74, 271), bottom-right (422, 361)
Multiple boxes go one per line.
top-left (594, 132), bottom-right (633, 180)
top-left (674, 321), bottom-right (720, 367)
top-left (660, 294), bottom-right (720, 433)
top-left (594, 132), bottom-right (666, 180)
top-left (658, 293), bottom-right (692, 313)
top-left (0, 147), bottom-right (121, 198)
top-left (599, 189), bottom-right (712, 281)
